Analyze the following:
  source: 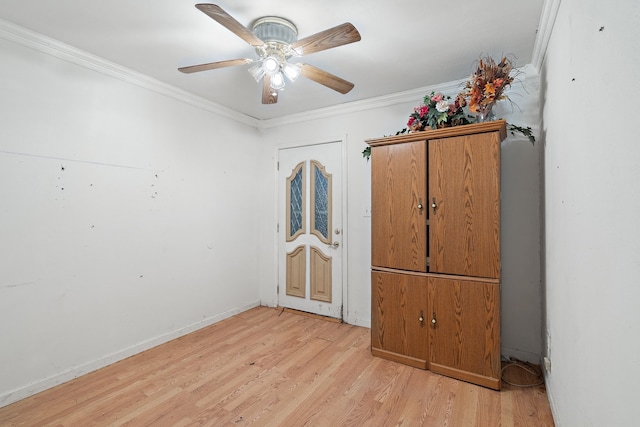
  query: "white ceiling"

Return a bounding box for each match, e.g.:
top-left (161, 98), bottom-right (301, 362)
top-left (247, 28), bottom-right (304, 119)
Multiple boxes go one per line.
top-left (0, 1), bottom-right (545, 121)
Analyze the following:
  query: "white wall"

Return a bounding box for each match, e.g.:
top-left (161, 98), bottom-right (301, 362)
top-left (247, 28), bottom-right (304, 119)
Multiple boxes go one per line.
top-left (0, 36), bottom-right (262, 406)
top-left (258, 73), bottom-right (543, 361)
top-left (541, 0), bottom-right (640, 425)
top-left (0, 17), bottom-right (547, 408)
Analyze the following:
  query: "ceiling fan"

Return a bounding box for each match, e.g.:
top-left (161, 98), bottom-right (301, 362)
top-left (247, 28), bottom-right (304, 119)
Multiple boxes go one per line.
top-left (178, 4), bottom-right (361, 104)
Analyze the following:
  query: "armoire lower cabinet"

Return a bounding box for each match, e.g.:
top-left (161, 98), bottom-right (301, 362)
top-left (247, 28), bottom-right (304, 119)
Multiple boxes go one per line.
top-left (371, 270), bottom-right (429, 369)
top-left (428, 276), bottom-right (501, 390)
top-left (367, 120), bottom-right (506, 390)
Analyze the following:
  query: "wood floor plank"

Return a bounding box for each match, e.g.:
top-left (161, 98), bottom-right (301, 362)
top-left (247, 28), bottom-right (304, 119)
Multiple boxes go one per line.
top-left (475, 380), bottom-right (502, 426)
top-left (0, 306), bottom-right (555, 426)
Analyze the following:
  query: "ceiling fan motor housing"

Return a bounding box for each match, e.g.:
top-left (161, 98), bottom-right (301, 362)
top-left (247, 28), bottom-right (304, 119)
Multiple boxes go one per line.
top-left (252, 17), bottom-right (298, 44)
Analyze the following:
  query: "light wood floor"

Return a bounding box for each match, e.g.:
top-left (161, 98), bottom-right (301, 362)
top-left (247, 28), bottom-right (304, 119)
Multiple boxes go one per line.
top-left (0, 306), bottom-right (554, 426)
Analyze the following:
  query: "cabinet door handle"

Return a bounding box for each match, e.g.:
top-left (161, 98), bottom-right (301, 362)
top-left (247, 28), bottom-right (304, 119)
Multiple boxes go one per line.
top-left (431, 312), bottom-right (437, 327)
top-left (431, 197), bottom-right (438, 214)
top-left (417, 198), bottom-right (423, 211)
top-left (419, 310), bottom-right (424, 325)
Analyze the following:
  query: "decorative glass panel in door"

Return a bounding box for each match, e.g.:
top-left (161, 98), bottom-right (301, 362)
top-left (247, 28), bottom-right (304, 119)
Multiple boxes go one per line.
top-left (286, 162), bottom-right (305, 242)
top-left (311, 160), bottom-right (332, 244)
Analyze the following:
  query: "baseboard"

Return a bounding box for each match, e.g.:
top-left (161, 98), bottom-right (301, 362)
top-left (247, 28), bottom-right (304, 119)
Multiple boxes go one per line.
top-left (346, 315), bottom-right (370, 328)
top-left (0, 300), bottom-right (260, 408)
top-left (543, 368), bottom-right (560, 426)
top-left (501, 346), bottom-right (542, 365)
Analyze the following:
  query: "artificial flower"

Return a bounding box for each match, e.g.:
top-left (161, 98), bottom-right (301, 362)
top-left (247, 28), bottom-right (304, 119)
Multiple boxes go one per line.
top-left (400, 91), bottom-right (471, 133)
top-left (436, 99), bottom-right (450, 113)
top-left (459, 55), bottom-right (515, 117)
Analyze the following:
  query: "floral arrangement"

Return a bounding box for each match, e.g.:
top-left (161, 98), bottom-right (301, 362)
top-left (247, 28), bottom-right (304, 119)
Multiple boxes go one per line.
top-left (458, 55), bottom-right (516, 118)
top-left (361, 55), bottom-right (535, 160)
top-left (404, 91), bottom-right (471, 132)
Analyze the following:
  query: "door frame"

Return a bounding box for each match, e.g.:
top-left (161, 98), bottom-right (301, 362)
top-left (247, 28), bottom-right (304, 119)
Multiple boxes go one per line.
top-left (273, 135), bottom-right (349, 321)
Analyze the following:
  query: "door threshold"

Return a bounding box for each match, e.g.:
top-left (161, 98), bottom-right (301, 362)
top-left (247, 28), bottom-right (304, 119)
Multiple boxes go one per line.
top-left (277, 307), bottom-right (343, 323)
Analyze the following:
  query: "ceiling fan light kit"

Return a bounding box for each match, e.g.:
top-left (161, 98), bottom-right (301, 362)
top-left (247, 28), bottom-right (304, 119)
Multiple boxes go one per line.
top-left (178, 4), bottom-right (361, 104)
top-left (282, 62), bottom-right (301, 81)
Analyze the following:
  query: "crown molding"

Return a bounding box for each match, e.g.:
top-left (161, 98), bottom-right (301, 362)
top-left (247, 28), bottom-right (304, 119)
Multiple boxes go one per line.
top-left (1, 15), bottom-right (548, 132)
top-left (258, 79), bottom-right (467, 130)
top-left (259, 61), bottom-right (542, 130)
top-left (0, 18), bottom-right (259, 129)
top-left (530, 0), bottom-right (562, 72)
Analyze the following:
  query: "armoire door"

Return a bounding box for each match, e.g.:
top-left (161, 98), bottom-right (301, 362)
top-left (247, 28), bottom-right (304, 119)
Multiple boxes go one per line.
top-left (428, 276), bottom-right (501, 390)
top-left (428, 132), bottom-right (501, 278)
top-left (371, 140), bottom-right (427, 272)
top-left (371, 270), bottom-right (428, 369)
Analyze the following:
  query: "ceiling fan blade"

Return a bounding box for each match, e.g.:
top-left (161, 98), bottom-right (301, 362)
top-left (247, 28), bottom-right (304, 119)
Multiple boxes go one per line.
top-left (178, 58), bottom-right (252, 74)
top-left (291, 23), bottom-right (361, 56)
top-left (195, 4), bottom-right (265, 47)
top-left (299, 63), bottom-right (354, 94)
top-left (262, 75), bottom-right (278, 104)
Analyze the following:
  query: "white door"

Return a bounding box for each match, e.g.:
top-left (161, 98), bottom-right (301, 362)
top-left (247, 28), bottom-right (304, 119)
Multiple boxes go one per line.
top-left (278, 141), bottom-right (343, 319)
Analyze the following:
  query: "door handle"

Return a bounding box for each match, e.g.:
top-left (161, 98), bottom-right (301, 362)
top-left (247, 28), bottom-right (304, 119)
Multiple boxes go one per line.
top-left (332, 241), bottom-right (340, 248)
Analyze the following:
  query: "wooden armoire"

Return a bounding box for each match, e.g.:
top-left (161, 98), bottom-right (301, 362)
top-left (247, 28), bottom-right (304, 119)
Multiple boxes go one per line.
top-left (367, 120), bottom-right (506, 390)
